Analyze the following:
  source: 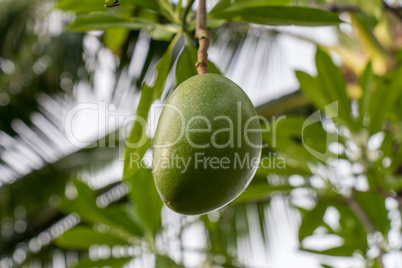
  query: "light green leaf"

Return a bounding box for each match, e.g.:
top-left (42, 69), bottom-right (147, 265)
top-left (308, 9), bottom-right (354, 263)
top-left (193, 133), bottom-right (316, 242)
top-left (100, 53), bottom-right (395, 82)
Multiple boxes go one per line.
top-left (128, 168), bottom-right (162, 236)
top-left (333, 203), bottom-right (368, 252)
top-left (356, 0), bottom-right (382, 18)
top-left (57, 0), bottom-right (107, 13)
top-left (56, 226), bottom-right (129, 250)
top-left (210, 6), bottom-right (342, 26)
top-left (67, 12), bottom-right (153, 32)
top-left (104, 28), bottom-right (130, 51)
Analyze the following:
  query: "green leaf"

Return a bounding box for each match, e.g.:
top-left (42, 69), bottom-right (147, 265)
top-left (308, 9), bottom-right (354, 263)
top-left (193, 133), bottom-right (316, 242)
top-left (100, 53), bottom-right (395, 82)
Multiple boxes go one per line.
top-left (354, 191), bottom-right (390, 235)
top-left (299, 200), bottom-right (329, 242)
top-left (57, 0), bottom-right (107, 13)
top-left (234, 183), bottom-right (295, 203)
top-left (123, 34), bottom-right (180, 181)
top-left (367, 66), bottom-right (402, 133)
top-left (151, 27), bottom-right (175, 41)
top-left (210, 0), bottom-right (292, 15)
top-left (155, 255), bottom-right (182, 268)
top-left (296, 71), bottom-right (329, 111)
top-left (67, 12), bottom-right (153, 32)
top-left (355, 0), bottom-right (382, 18)
top-left (175, 44), bottom-right (221, 86)
top-left (56, 226), bottom-right (129, 250)
top-left (104, 28), bottom-right (130, 52)
top-left (175, 0), bottom-right (183, 17)
top-left (73, 257), bottom-right (132, 268)
top-left (261, 117), bottom-right (324, 173)
top-left (128, 168), bottom-right (162, 236)
top-left (333, 203), bottom-right (368, 252)
top-left (123, 0), bottom-right (160, 12)
top-left (358, 61), bottom-right (373, 122)
top-left (60, 180), bottom-right (143, 237)
top-left (302, 244), bottom-right (360, 257)
top-left (225, 0), bottom-right (294, 12)
top-left (210, 6), bottom-right (342, 27)
top-left (315, 48), bottom-right (354, 129)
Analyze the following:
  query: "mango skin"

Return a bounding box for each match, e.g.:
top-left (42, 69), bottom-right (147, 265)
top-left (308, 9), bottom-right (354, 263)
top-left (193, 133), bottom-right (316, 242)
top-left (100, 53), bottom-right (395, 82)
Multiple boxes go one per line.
top-left (152, 74), bottom-right (261, 215)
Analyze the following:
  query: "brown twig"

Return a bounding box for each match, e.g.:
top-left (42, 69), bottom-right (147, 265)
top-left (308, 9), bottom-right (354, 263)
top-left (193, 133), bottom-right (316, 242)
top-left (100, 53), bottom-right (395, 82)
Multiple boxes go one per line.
top-left (324, 4), bottom-right (361, 13)
top-left (195, 0), bottom-right (209, 74)
top-left (383, 0), bottom-right (402, 21)
top-left (105, 0), bottom-right (119, 8)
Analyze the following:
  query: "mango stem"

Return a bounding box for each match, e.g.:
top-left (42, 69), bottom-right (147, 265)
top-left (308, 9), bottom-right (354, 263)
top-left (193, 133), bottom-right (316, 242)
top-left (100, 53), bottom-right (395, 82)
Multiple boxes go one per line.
top-left (195, 0), bottom-right (209, 74)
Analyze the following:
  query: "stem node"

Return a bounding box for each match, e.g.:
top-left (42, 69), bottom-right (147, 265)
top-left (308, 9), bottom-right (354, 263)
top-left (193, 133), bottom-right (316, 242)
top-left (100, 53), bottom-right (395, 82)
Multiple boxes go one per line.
top-left (195, 0), bottom-right (209, 74)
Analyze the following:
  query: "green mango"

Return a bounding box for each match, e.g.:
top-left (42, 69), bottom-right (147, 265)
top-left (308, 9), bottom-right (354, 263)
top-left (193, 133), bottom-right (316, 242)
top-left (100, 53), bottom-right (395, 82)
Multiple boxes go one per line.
top-left (153, 74), bottom-right (262, 215)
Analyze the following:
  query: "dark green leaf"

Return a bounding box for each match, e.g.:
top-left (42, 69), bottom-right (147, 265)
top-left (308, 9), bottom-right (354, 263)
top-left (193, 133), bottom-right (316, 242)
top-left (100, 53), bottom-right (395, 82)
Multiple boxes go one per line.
top-left (56, 226), bottom-right (129, 250)
top-left (128, 168), bottom-right (163, 236)
top-left (234, 183), bottom-right (294, 203)
top-left (60, 180), bottom-right (143, 237)
top-left (299, 200), bottom-right (329, 241)
top-left (302, 244), bottom-right (359, 257)
top-left (155, 255), bottom-right (182, 268)
top-left (151, 27), bottom-right (176, 41)
top-left (210, 6), bottom-right (342, 26)
top-left (210, 0), bottom-right (292, 15)
top-left (123, 0), bottom-right (160, 12)
top-left (367, 66), bottom-right (402, 133)
top-left (354, 191), bottom-right (390, 235)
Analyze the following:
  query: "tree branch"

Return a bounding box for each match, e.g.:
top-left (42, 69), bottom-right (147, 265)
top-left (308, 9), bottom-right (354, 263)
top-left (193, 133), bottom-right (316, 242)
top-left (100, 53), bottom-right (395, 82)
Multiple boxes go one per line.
top-left (383, 0), bottom-right (402, 21)
top-left (195, 0), bottom-right (209, 74)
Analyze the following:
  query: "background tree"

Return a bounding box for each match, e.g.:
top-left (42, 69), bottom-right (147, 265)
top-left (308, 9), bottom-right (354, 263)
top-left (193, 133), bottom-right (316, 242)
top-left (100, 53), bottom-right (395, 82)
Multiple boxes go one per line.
top-left (0, 0), bottom-right (402, 267)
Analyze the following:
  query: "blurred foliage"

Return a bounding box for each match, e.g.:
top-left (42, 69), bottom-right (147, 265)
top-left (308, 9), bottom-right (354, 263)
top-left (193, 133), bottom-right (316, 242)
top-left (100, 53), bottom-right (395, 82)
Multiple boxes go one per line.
top-left (1, 0), bottom-right (402, 267)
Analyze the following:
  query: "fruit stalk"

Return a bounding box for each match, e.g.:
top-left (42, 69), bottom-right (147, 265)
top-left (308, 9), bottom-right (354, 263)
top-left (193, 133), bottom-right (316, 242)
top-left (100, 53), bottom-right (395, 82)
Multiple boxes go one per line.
top-left (195, 0), bottom-right (209, 74)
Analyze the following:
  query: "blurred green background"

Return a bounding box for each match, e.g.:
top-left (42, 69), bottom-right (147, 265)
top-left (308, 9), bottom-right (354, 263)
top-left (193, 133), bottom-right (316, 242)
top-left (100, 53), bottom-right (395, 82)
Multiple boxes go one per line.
top-left (0, 0), bottom-right (402, 267)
